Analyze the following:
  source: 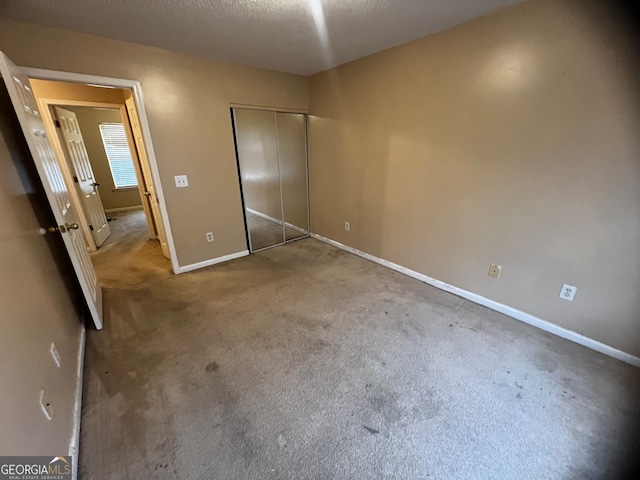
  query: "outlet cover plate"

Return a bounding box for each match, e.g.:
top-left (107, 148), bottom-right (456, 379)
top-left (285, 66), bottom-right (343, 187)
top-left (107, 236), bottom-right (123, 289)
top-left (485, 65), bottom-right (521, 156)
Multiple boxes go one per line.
top-left (488, 263), bottom-right (501, 278)
top-left (174, 175), bottom-right (189, 188)
top-left (559, 284), bottom-right (577, 301)
top-left (344, 222), bottom-right (350, 231)
top-left (206, 232), bottom-right (214, 242)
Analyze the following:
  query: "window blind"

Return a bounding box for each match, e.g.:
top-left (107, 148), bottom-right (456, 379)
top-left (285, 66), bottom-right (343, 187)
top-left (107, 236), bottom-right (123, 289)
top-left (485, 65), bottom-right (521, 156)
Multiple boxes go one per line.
top-left (98, 123), bottom-right (138, 189)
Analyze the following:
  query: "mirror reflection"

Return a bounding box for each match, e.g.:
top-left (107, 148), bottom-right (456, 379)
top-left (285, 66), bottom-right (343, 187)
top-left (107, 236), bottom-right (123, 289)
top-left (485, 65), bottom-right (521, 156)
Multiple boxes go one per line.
top-left (277, 112), bottom-right (308, 241)
top-left (233, 108), bottom-right (309, 252)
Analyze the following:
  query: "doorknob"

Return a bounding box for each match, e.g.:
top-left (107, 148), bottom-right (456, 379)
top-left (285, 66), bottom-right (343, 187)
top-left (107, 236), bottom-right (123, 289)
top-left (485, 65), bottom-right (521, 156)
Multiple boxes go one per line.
top-left (44, 223), bottom-right (78, 233)
top-left (144, 192), bottom-right (152, 197)
top-left (91, 182), bottom-right (100, 187)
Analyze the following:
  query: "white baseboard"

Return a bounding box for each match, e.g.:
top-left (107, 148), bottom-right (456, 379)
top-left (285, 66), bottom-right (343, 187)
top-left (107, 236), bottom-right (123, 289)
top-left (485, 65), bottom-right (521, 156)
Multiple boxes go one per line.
top-left (176, 250), bottom-right (249, 274)
top-left (104, 205), bottom-right (143, 214)
top-left (69, 326), bottom-right (86, 480)
top-left (310, 233), bottom-right (640, 368)
top-left (246, 208), bottom-right (308, 235)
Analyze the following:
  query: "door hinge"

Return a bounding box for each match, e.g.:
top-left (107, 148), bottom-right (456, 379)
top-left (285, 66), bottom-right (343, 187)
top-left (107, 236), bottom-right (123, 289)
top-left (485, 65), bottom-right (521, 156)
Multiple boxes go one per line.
top-left (54, 120), bottom-right (61, 128)
top-left (73, 176), bottom-right (79, 183)
top-left (89, 225), bottom-right (94, 231)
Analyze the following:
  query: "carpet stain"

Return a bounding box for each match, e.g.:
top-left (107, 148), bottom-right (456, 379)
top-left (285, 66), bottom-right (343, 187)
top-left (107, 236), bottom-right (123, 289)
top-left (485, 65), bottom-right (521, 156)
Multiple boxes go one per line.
top-left (368, 391), bottom-right (402, 424)
top-left (363, 425), bottom-right (380, 435)
top-left (206, 362), bottom-right (220, 372)
top-left (532, 351), bottom-right (559, 373)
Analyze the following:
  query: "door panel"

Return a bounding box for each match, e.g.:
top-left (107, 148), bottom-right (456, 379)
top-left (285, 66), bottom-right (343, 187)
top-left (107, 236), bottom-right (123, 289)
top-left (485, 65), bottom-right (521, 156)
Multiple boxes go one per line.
top-left (233, 109), bottom-right (284, 251)
top-left (0, 51), bottom-right (103, 330)
top-left (124, 94), bottom-right (170, 259)
top-left (54, 106), bottom-right (111, 247)
top-left (275, 112), bottom-right (309, 241)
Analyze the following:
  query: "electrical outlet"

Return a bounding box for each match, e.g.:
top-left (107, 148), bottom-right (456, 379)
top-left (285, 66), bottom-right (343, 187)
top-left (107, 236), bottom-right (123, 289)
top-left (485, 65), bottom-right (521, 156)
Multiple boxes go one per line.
top-left (50, 342), bottom-right (61, 368)
top-left (174, 175), bottom-right (189, 188)
top-left (344, 221), bottom-right (350, 232)
top-left (39, 390), bottom-right (52, 420)
top-left (488, 263), bottom-right (501, 279)
top-left (206, 232), bottom-right (214, 242)
top-left (559, 284), bottom-right (577, 302)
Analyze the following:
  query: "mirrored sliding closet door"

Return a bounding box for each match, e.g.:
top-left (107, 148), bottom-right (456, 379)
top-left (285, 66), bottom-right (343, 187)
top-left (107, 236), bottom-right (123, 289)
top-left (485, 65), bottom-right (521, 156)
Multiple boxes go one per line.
top-left (233, 108), bottom-right (309, 252)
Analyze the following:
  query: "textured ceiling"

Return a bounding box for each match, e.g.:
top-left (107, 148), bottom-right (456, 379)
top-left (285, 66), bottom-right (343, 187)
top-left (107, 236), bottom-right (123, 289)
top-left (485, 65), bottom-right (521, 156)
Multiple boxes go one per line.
top-left (0, 0), bottom-right (525, 75)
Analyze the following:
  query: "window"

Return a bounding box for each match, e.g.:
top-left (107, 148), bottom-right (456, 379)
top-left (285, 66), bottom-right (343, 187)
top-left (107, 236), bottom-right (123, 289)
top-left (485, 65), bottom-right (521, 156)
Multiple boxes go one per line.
top-left (98, 123), bottom-right (138, 189)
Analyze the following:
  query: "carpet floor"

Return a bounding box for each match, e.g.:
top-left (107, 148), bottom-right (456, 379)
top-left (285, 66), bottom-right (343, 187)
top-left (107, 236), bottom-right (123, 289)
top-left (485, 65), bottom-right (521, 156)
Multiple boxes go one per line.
top-left (90, 209), bottom-right (172, 287)
top-left (80, 212), bottom-right (640, 479)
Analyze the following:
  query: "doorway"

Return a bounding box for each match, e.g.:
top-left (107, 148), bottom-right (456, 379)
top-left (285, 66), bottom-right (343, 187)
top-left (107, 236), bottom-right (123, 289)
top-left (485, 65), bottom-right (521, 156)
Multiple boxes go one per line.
top-left (47, 104), bottom-right (170, 285)
top-left (232, 108), bottom-right (310, 252)
top-left (31, 78), bottom-right (171, 262)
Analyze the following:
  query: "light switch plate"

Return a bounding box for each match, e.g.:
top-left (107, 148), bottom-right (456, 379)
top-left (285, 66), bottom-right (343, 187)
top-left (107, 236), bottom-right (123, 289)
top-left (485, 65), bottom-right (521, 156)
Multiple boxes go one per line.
top-left (174, 175), bottom-right (189, 188)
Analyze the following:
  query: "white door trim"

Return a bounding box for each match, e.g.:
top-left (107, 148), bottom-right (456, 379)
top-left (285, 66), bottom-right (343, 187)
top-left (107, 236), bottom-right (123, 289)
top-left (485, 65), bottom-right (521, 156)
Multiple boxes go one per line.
top-left (23, 67), bottom-right (180, 273)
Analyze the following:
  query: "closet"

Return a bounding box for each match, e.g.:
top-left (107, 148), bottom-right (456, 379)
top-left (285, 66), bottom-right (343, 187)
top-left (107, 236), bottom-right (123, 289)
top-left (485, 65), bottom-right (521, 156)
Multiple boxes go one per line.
top-left (232, 108), bottom-right (309, 252)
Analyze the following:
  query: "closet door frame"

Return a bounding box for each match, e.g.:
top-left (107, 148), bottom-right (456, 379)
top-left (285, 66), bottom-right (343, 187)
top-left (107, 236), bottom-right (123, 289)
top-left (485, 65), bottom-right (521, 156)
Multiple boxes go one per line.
top-left (230, 105), bottom-right (310, 253)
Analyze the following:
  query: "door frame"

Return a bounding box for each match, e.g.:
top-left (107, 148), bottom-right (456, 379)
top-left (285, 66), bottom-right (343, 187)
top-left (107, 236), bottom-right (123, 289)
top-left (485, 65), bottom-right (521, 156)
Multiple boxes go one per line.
top-left (23, 67), bottom-right (179, 273)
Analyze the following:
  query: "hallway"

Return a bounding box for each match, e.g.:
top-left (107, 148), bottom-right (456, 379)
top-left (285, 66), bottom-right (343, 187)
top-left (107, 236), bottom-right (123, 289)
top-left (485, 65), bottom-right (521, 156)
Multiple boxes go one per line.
top-left (79, 231), bottom-right (640, 479)
top-left (90, 209), bottom-right (171, 288)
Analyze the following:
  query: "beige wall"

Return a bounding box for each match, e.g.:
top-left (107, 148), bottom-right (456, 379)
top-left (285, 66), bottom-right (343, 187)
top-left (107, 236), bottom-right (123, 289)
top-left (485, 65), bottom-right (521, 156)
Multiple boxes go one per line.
top-left (308, 0), bottom-right (640, 356)
top-left (0, 18), bottom-right (308, 267)
top-left (0, 85), bottom-right (83, 454)
top-left (65, 106), bottom-right (142, 211)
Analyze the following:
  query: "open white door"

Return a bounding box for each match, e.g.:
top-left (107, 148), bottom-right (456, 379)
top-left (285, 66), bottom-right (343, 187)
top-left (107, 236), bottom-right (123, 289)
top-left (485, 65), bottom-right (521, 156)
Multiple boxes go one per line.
top-left (124, 93), bottom-right (170, 259)
top-left (0, 51), bottom-right (103, 330)
top-left (53, 106), bottom-right (111, 247)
